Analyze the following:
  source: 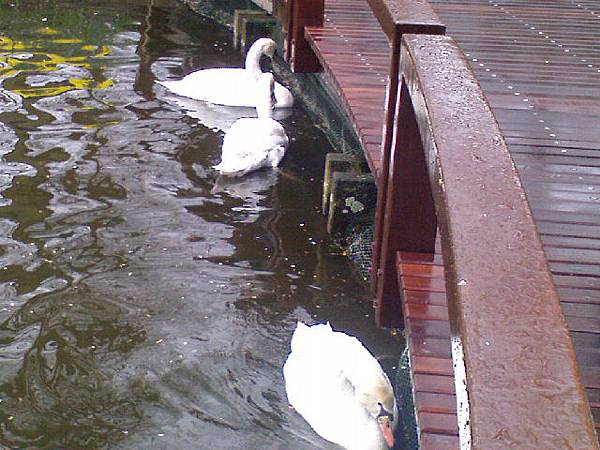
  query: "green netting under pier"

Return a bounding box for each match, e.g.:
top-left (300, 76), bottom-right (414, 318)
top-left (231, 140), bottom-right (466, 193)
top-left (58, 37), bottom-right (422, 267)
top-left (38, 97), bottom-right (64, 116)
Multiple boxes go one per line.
top-left (395, 345), bottom-right (419, 449)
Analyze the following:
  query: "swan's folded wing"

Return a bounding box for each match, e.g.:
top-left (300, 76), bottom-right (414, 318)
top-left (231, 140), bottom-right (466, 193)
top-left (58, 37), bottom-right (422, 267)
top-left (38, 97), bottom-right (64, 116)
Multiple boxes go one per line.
top-left (273, 82), bottom-right (294, 108)
top-left (215, 122), bottom-right (270, 176)
top-left (159, 69), bottom-right (260, 107)
top-left (283, 324), bottom-right (389, 450)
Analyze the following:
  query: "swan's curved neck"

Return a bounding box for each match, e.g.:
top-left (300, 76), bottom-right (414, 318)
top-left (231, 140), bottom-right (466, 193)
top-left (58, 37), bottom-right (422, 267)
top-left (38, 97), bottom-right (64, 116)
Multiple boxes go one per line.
top-left (256, 102), bottom-right (273, 119)
top-left (256, 75), bottom-right (275, 119)
top-left (244, 45), bottom-right (266, 77)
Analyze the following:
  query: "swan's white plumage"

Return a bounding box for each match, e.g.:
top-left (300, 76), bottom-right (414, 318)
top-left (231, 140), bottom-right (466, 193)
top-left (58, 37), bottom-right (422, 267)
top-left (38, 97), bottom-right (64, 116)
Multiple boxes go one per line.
top-left (284, 322), bottom-right (398, 450)
top-left (158, 38), bottom-right (293, 108)
top-left (213, 117), bottom-right (287, 176)
top-left (213, 73), bottom-right (288, 177)
top-left (160, 94), bottom-right (291, 132)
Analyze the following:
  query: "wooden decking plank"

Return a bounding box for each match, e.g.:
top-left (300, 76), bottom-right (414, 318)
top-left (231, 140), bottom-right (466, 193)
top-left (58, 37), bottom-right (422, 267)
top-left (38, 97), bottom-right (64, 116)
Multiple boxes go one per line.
top-left (304, 0), bottom-right (389, 179)
top-left (411, 355), bottom-right (454, 376)
top-left (408, 319), bottom-right (451, 339)
top-left (404, 290), bottom-right (449, 306)
top-left (396, 250), bottom-right (459, 442)
top-left (587, 387), bottom-right (600, 408)
top-left (420, 432), bottom-right (460, 450)
top-left (581, 367), bottom-right (600, 389)
top-left (418, 412), bottom-right (459, 435)
top-left (412, 373), bottom-right (455, 395)
top-left (562, 302), bottom-right (600, 318)
top-left (405, 303), bottom-right (449, 322)
top-left (566, 315), bottom-right (600, 334)
top-left (398, 265), bottom-right (445, 280)
top-left (409, 335), bottom-right (453, 359)
top-left (415, 391), bottom-right (457, 414)
top-left (557, 288), bottom-right (600, 305)
top-left (399, 275), bottom-right (447, 293)
top-left (398, 251), bottom-right (444, 265)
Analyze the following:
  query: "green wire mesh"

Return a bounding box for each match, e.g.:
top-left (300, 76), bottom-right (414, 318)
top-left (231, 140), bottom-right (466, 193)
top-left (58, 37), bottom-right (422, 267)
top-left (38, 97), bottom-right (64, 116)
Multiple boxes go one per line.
top-left (394, 344), bottom-right (419, 450)
top-left (344, 224), bottom-right (374, 281)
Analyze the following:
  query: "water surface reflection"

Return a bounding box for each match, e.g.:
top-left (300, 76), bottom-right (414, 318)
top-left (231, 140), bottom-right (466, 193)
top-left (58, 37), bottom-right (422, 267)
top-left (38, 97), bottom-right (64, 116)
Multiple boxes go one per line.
top-left (0, 1), bottom-right (399, 448)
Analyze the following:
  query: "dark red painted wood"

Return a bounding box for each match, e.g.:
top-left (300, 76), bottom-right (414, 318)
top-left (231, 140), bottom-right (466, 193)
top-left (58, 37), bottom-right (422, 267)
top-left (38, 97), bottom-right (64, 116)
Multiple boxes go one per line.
top-left (428, 1), bottom-right (600, 443)
top-left (290, 0), bottom-right (324, 72)
top-left (304, 1), bottom-right (388, 170)
top-left (368, 0), bottom-right (445, 299)
top-left (399, 33), bottom-right (597, 448)
top-left (415, 391), bottom-right (457, 414)
top-left (374, 80), bottom-right (437, 328)
top-left (396, 251), bottom-right (459, 449)
top-left (419, 412), bottom-right (459, 435)
top-left (420, 432), bottom-right (460, 450)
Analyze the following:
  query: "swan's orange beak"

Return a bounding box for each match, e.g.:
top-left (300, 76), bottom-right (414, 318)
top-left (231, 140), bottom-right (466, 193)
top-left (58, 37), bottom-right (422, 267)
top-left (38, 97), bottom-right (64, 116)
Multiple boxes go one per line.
top-left (377, 415), bottom-right (394, 448)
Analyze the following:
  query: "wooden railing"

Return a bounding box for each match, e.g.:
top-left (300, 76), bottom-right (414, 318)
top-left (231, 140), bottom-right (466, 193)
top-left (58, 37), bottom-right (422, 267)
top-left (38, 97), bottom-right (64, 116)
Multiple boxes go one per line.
top-left (274, 0), bottom-right (324, 72)
top-left (365, 0), bottom-right (445, 312)
top-left (273, 1), bottom-right (598, 448)
top-left (388, 32), bottom-right (598, 449)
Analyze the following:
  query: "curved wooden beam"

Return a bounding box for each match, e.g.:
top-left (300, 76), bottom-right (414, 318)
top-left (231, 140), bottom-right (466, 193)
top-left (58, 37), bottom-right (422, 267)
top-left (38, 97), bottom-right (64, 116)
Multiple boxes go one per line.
top-left (393, 33), bottom-right (598, 449)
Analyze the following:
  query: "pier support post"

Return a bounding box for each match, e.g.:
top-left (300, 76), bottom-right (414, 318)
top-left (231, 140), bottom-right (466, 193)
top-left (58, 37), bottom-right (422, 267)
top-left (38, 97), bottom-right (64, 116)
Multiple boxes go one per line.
top-left (364, 0), bottom-right (445, 297)
top-left (273, 0), bottom-right (293, 59)
top-left (289, 0), bottom-right (324, 72)
top-left (375, 81), bottom-right (437, 327)
top-left (322, 153), bottom-right (359, 214)
top-left (233, 10), bottom-right (269, 49)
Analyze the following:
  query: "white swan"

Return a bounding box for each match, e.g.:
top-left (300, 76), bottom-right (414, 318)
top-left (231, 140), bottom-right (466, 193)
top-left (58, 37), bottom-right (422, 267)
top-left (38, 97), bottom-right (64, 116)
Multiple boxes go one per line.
top-left (283, 322), bottom-right (398, 450)
top-left (213, 72), bottom-right (288, 177)
top-left (158, 38), bottom-right (294, 108)
top-left (160, 93), bottom-right (291, 133)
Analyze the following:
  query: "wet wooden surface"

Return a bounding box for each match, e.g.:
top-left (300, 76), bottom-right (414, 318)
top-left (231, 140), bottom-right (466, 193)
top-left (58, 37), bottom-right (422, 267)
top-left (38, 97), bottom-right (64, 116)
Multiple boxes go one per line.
top-left (304, 0), bottom-right (390, 179)
top-left (302, 0), bottom-right (600, 443)
top-left (428, 0), bottom-right (600, 439)
top-left (402, 32), bottom-right (597, 447)
top-left (397, 251), bottom-right (459, 449)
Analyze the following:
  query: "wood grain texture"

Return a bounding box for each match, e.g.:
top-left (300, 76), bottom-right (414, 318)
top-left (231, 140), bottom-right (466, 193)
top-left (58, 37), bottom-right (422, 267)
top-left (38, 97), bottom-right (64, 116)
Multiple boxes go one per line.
top-left (429, 1), bottom-right (600, 444)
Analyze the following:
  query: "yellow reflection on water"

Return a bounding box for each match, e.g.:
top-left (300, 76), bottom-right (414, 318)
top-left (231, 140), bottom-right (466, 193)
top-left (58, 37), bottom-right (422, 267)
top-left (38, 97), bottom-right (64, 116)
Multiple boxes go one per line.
top-left (0, 34), bottom-right (113, 99)
top-left (38, 26), bottom-right (59, 35)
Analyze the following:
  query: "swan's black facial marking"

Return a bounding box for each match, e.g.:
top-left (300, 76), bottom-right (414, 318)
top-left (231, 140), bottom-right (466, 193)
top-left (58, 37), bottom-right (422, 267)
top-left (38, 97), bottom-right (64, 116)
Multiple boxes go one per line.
top-left (377, 402), bottom-right (394, 423)
top-left (259, 55), bottom-right (273, 73)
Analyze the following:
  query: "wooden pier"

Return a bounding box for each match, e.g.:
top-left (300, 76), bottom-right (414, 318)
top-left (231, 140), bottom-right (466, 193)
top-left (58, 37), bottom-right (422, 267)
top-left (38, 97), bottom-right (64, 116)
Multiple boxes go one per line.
top-left (273, 0), bottom-right (600, 448)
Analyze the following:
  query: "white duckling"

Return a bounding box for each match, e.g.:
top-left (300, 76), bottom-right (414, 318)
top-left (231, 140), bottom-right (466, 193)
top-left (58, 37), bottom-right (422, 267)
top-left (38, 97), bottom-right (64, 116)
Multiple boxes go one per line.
top-left (158, 38), bottom-right (293, 108)
top-left (213, 72), bottom-right (288, 177)
top-left (283, 322), bottom-right (398, 450)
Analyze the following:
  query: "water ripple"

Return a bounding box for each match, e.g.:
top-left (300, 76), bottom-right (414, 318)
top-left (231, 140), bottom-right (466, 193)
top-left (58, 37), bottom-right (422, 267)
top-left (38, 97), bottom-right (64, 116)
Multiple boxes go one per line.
top-left (0, 1), bottom-right (399, 449)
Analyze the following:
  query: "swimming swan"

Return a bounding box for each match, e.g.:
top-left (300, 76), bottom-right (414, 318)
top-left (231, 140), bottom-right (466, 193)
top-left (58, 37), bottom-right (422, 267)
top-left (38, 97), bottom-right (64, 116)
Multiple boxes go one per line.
top-left (283, 322), bottom-right (398, 450)
top-left (213, 73), bottom-right (288, 177)
top-left (158, 38), bottom-right (294, 108)
top-left (161, 93), bottom-right (292, 133)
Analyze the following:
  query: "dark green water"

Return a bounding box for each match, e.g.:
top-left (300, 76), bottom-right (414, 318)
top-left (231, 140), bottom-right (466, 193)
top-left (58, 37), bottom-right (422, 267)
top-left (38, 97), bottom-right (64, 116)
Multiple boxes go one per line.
top-left (0, 1), bottom-right (399, 448)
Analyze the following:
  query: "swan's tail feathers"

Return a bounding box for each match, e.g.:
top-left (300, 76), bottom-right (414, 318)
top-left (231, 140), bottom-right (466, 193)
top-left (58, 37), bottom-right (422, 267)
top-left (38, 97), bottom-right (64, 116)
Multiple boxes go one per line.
top-left (269, 145), bottom-right (287, 168)
top-left (290, 322), bottom-right (335, 353)
top-left (213, 162), bottom-right (246, 178)
top-left (293, 321), bottom-right (333, 334)
top-left (157, 80), bottom-right (188, 98)
top-left (295, 321), bottom-right (309, 330)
